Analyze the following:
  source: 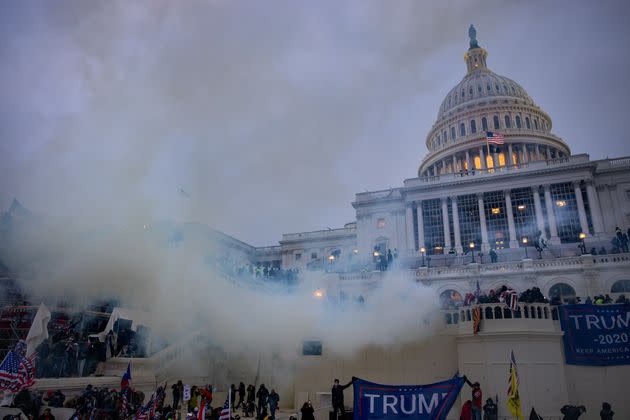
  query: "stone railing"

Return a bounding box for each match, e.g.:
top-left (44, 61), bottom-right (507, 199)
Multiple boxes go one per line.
top-left (415, 253), bottom-right (630, 281)
top-left (441, 302), bottom-right (558, 334)
top-left (281, 227), bottom-right (356, 242)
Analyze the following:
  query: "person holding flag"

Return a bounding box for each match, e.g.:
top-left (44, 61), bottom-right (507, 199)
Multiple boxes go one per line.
top-left (507, 351), bottom-right (523, 420)
top-left (463, 376), bottom-right (483, 420)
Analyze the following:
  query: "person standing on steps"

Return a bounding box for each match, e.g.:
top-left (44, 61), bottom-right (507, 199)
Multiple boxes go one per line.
top-left (331, 378), bottom-right (353, 418)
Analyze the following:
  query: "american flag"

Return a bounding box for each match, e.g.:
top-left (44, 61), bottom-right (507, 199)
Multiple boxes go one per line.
top-left (486, 131), bottom-right (505, 145)
top-left (0, 350), bottom-right (36, 392)
top-left (218, 397), bottom-right (231, 420)
top-left (120, 388), bottom-right (129, 418)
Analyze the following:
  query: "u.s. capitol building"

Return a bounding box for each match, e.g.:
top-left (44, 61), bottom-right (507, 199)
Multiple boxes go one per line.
top-left (232, 28), bottom-right (630, 419)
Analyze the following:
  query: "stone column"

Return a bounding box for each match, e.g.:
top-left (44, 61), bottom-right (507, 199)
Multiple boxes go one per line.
top-left (532, 186), bottom-right (546, 237)
top-left (465, 150), bottom-right (472, 172)
top-left (406, 204), bottom-right (415, 251)
top-left (546, 146), bottom-right (552, 160)
top-left (452, 155), bottom-right (458, 173)
top-left (543, 184), bottom-right (561, 244)
top-left (477, 193), bottom-right (489, 251)
top-left (585, 181), bottom-right (605, 235)
top-left (479, 147), bottom-right (487, 170)
top-left (535, 144), bottom-right (541, 161)
top-left (432, 164), bottom-right (437, 176)
top-left (451, 196), bottom-right (463, 254)
top-left (416, 201), bottom-right (425, 250)
top-left (508, 143), bottom-right (514, 166)
top-left (441, 197), bottom-right (452, 251)
top-left (573, 181), bottom-right (590, 235)
top-left (505, 189), bottom-right (518, 248)
top-left (522, 144), bottom-right (529, 163)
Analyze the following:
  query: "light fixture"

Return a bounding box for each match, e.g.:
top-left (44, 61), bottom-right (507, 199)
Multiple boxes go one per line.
top-left (434, 246), bottom-right (443, 251)
top-left (313, 289), bottom-right (325, 298)
top-left (579, 232), bottom-right (586, 240)
top-left (352, 249), bottom-right (358, 254)
top-left (555, 200), bottom-right (566, 207)
top-left (517, 204), bottom-right (526, 211)
top-left (469, 242), bottom-right (475, 249)
top-left (522, 237), bottom-right (528, 244)
top-left (328, 255), bottom-right (335, 261)
top-left (373, 251), bottom-right (380, 257)
top-left (491, 208), bottom-right (501, 214)
top-left (420, 247), bottom-right (426, 254)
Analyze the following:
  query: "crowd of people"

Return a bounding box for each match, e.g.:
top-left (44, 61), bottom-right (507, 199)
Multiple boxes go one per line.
top-left (216, 257), bottom-right (300, 285)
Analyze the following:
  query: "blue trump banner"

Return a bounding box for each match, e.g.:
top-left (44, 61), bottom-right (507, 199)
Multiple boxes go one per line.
top-left (353, 376), bottom-right (464, 420)
top-left (559, 304), bottom-right (630, 365)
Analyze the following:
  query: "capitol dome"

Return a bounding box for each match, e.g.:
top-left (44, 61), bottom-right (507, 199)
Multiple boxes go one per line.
top-left (418, 26), bottom-right (570, 177)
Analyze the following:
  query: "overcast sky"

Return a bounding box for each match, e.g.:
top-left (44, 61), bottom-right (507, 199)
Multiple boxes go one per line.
top-left (2, 0), bottom-right (630, 246)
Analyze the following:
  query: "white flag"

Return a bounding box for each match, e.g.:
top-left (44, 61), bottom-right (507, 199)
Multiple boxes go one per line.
top-left (26, 303), bottom-right (51, 357)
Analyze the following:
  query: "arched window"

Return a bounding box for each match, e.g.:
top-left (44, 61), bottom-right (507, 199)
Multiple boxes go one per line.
top-left (487, 83), bottom-right (491, 92)
top-left (440, 290), bottom-right (463, 309)
top-left (498, 153), bottom-right (506, 167)
top-left (443, 131), bottom-right (447, 143)
top-left (525, 117), bottom-right (531, 129)
top-left (611, 279), bottom-right (630, 293)
top-left (460, 123), bottom-right (466, 137)
top-left (436, 135), bottom-right (440, 147)
top-left (493, 115), bottom-right (500, 129)
top-left (482, 117), bottom-right (488, 131)
top-left (470, 120), bottom-right (477, 134)
top-left (478, 85), bottom-right (482, 93)
top-left (549, 283), bottom-right (576, 301)
top-left (474, 156), bottom-right (481, 169)
top-left (485, 307), bottom-right (493, 319)
top-left (486, 154), bottom-right (494, 169)
top-left (461, 90), bottom-right (465, 98)
top-left (469, 87), bottom-right (473, 96)
top-left (515, 115), bottom-right (521, 128)
top-left (504, 115), bottom-right (511, 128)
top-left (450, 127), bottom-right (456, 140)
top-left (534, 119), bottom-right (539, 130)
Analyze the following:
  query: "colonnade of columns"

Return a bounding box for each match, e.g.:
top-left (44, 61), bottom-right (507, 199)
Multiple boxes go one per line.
top-left (406, 180), bottom-right (604, 253)
top-left (427, 143), bottom-right (564, 177)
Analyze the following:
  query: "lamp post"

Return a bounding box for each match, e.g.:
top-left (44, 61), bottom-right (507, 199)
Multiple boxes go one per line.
top-left (420, 247), bottom-right (426, 267)
top-left (522, 237), bottom-right (529, 258)
top-left (469, 242), bottom-right (476, 263)
top-left (578, 232), bottom-right (587, 254)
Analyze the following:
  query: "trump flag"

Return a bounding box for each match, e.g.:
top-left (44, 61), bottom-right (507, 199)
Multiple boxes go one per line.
top-left (353, 376), bottom-right (464, 420)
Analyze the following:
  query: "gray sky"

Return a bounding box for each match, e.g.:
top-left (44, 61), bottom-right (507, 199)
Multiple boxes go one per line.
top-left (2, 0), bottom-right (630, 246)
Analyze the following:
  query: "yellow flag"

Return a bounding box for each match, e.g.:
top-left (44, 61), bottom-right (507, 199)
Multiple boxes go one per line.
top-left (507, 351), bottom-right (523, 420)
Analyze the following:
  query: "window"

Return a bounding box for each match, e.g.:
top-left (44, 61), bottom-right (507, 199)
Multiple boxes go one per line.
top-left (474, 156), bottom-right (481, 169)
top-left (493, 115), bottom-right (500, 129)
top-left (482, 117), bottom-right (488, 131)
top-left (459, 123), bottom-right (466, 137)
top-left (450, 127), bottom-right (456, 140)
top-left (515, 115), bottom-right (521, 128)
top-left (422, 199), bottom-right (445, 255)
top-left (525, 117), bottom-right (531, 129)
top-left (461, 90), bottom-right (465, 98)
top-left (311, 252), bottom-right (318, 259)
top-left (470, 120), bottom-right (477, 134)
top-left (484, 191), bottom-right (509, 249)
top-left (440, 290), bottom-right (462, 309)
top-left (487, 83), bottom-right (491, 92)
top-left (551, 182), bottom-right (582, 243)
top-left (504, 115), bottom-right (511, 128)
top-left (302, 341), bottom-right (322, 356)
top-left (469, 87), bottom-right (473, 96)
top-left (549, 283), bottom-right (576, 301)
top-left (457, 194), bottom-right (481, 247)
top-left (498, 153), bottom-right (506, 167)
top-left (611, 280), bottom-right (630, 293)
top-left (511, 188), bottom-right (536, 245)
top-left (478, 85), bottom-right (482, 93)
top-left (534, 119), bottom-right (539, 130)
top-left (295, 253), bottom-right (302, 261)
top-left (376, 218), bottom-right (385, 228)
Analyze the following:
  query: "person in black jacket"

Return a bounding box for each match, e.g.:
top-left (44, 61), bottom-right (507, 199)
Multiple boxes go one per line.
top-left (237, 382), bottom-right (246, 409)
top-left (600, 402), bottom-right (614, 420)
top-left (561, 405), bottom-right (586, 420)
top-left (331, 378), bottom-right (353, 418)
top-left (301, 401), bottom-right (315, 420)
top-left (256, 384), bottom-right (269, 417)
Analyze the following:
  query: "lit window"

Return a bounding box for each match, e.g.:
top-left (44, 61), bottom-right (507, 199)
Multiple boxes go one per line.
top-left (512, 153), bottom-right (518, 165)
top-left (377, 218), bottom-right (385, 228)
top-left (295, 253), bottom-right (302, 261)
top-left (517, 204), bottom-right (527, 211)
top-left (486, 155), bottom-right (494, 169)
top-left (498, 153), bottom-right (506, 166)
top-left (474, 156), bottom-right (481, 169)
top-left (555, 200), bottom-right (566, 207)
top-left (491, 208), bottom-right (501, 215)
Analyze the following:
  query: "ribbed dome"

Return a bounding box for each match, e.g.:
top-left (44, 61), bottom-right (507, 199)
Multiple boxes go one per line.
top-left (437, 69), bottom-right (535, 119)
